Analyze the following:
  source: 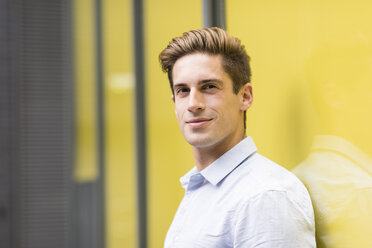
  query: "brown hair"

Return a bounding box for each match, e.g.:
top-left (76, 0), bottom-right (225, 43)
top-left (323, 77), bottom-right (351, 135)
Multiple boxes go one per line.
top-left (159, 27), bottom-right (251, 94)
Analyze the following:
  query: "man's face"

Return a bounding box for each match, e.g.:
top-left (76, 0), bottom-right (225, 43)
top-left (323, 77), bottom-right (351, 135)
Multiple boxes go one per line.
top-left (172, 53), bottom-right (252, 150)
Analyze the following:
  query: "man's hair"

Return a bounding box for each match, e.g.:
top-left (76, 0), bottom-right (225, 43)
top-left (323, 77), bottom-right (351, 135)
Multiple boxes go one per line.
top-left (159, 27), bottom-right (251, 94)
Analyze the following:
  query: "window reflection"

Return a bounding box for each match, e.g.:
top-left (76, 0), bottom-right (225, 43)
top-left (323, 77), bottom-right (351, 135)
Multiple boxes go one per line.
top-left (293, 39), bottom-right (372, 248)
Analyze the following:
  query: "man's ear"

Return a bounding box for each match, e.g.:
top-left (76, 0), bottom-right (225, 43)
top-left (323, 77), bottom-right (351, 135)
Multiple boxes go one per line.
top-left (172, 94), bottom-right (175, 103)
top-left (240, 83), bottom-right (253, 111)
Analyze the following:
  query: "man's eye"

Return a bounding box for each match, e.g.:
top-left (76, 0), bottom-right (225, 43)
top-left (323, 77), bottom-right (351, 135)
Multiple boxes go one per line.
top-left (204, 84), bottom-right (217, 90)
top-left (176, 88), bottom-right (189, 94)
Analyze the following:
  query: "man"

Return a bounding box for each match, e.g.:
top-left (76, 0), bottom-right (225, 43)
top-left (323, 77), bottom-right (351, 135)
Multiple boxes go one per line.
top-left (159, 27), bottom-right (315, 247)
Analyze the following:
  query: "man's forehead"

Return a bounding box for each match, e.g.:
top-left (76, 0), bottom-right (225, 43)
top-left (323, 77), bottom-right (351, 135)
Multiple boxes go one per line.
top-left (173, 53), bottom-right (222, 70)
top-left (172, 53), bottom-right (226, 83)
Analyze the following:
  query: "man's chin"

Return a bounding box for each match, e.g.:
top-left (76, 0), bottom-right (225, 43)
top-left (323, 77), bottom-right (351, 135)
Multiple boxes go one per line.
top-left (184, 136), bottom-right (216, 149)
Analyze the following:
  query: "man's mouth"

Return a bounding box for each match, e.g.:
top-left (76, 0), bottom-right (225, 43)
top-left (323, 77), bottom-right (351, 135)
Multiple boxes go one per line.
top-left (186, 117), bottom-right (213, 128)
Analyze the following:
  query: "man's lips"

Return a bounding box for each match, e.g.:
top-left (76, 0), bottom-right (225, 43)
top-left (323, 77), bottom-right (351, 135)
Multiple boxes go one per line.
top-left (186, 117), bottom-right (213, 128)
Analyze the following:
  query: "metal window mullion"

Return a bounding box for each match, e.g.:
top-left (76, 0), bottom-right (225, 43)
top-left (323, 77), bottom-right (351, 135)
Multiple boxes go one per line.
top-left (203, 0), bottom-right (226, 29)
top-left (95, 0), bottom-right (105, 247)
top-left (132, 0), bottom-right (148, 248)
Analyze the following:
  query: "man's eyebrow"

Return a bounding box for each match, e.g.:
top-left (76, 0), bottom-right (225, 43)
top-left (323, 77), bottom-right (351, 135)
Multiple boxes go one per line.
top-left (173, 79), bottom-right (223, 88)
top-left (173, 83), bottom-right (188, 88)
top-left (199, 79), bottom-right (223, 85)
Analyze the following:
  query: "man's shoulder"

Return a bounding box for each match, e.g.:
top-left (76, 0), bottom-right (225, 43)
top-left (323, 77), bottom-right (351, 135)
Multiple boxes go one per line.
top-left (225, 152), bottom-right (312, 207)
top-left (235, 153), bottom-right (306, 188)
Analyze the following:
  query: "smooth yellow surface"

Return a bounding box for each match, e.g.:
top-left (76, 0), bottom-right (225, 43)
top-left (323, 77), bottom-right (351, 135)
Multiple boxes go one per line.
top-left (227, 0), bottom-right (315, 168)
top-left (103, 0), bottom-right (136, 247)
top-left (145, 0), bottom-right (201, 247)
top-left (73, 0), bottom-right (98, 182)
top-left (294, 135), bottom-right (372, 247)
top-left (227, 0), bottom-right (372, 167)
top-left (228, 0), bottom-right (372, 247)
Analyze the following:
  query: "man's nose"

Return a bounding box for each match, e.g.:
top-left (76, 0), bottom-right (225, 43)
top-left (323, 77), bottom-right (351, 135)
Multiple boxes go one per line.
top-left (187, 89), bottom-right (205, 112)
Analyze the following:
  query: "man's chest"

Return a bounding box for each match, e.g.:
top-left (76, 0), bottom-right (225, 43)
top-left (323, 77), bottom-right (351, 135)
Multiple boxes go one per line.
top-left (164, 188), bottom-right (240, 248)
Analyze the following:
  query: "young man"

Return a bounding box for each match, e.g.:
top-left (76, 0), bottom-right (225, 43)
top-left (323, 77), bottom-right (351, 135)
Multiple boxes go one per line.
top-left (159, 27), bottom-right (315, 247)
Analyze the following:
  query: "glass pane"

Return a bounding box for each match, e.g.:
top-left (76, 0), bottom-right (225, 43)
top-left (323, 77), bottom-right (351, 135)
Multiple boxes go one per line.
top-left (103, 0), bottom-right (136, 247)
top-left (227, 1), bottom-right (372, 247)
top-left (74, 0), bottom-right (98, 182)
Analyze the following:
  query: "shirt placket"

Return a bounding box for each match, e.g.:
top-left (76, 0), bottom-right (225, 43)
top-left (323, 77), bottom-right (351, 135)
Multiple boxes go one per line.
top-left (172, 173), bottom-right (205, 244)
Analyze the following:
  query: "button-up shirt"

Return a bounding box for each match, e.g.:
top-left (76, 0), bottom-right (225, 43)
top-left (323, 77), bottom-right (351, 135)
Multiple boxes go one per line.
top-left (164, 136), bottom-right (315, 248)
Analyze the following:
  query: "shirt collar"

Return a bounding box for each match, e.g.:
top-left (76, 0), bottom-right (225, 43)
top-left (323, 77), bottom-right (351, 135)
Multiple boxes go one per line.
top-left (180, 166), bottom-right (199, 189)
top-left (311, 135), bottom-right (372, 175)
top-left (180, 136), bottom-right (257, 189)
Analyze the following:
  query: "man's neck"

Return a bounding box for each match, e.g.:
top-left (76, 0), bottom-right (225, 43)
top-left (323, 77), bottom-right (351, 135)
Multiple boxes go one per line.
top-left (193, 134), bottom-right (246, 171)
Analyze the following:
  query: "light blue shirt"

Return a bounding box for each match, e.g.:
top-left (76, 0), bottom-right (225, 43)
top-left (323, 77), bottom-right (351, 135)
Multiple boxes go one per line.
top-left (164, 137), bottom-right (315, 248)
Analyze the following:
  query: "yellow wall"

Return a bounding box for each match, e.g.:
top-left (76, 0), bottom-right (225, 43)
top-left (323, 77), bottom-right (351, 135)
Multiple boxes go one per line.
top-left (74, 0), bottom-right (98, 182)
top-left (228, 1), bottom-right (372, 247)
top-left (103, 0), bottom-right (136, 247)
top-left (227, 0), bottom-right (372, 166)
top-left (227, 0), bottom-right (315, 168)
